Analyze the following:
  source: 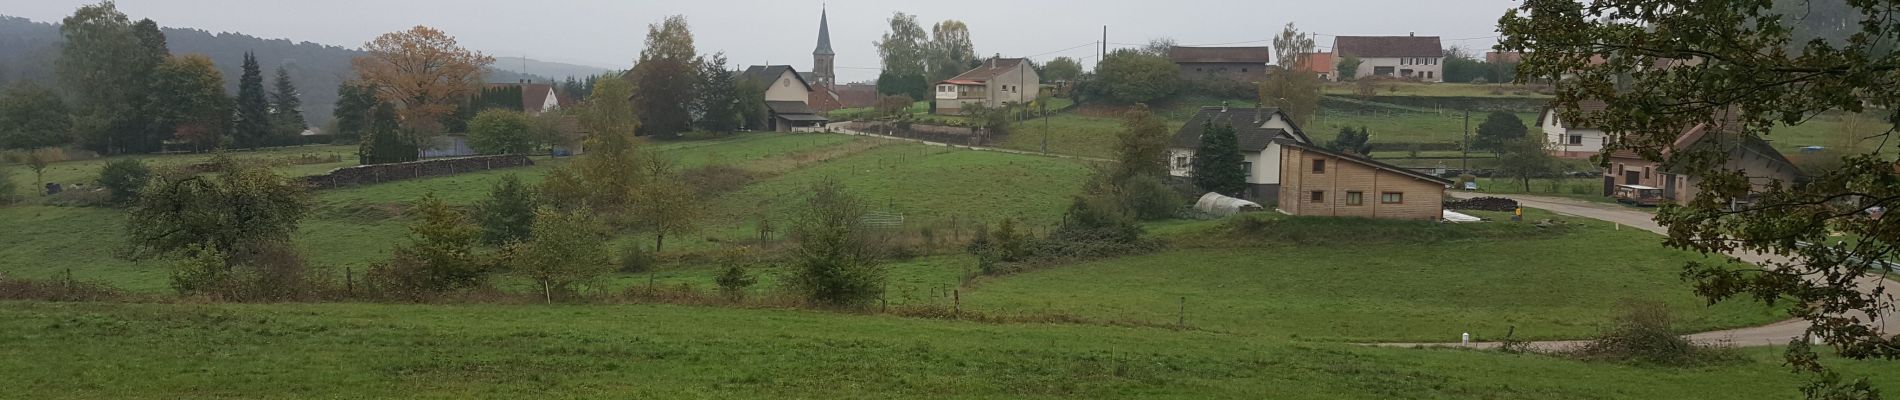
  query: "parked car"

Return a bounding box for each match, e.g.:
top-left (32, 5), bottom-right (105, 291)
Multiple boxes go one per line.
top-left (1612, 184), bottom-right (1665, 206)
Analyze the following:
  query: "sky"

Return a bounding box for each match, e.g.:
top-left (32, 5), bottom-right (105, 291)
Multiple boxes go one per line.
top-left (6, 0), bottom-right (1521, 83)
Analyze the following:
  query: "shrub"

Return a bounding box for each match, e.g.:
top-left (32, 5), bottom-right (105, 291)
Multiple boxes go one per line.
top-left (786, 178), bottom-right (886, 307)
top-left (510, 207), bottom-right (613, 303)
top-left (97, 158), bottom-right (152, 205)
top-left (0, 172), bottom-right (18, 205)
top-left (618, 242), bottom-right (655, 273)
top-left (1118, 174), bottom-right (1184, 220)
top-left (466, 109), bottom-right (537, 154)
top-left (365, 194), bottom-right (488, 299)
top-left (1570, 300), bottom-right (1745, 367)
top-left (714, 264), bottom-right (756, 299)
top-left (474, 175), bottom-right (538, 246)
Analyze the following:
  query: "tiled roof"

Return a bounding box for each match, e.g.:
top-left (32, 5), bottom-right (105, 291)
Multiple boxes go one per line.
top-left (765, 100), bottom-right (816, 116)
top-left (740, 65), bottom-right (810, 91)
top-left (1296, 52), bottom-right (1335, 74)
top-left (1276, 138), bottom-right (1455, 186)
top-left (1536, 99), bottom-right (1610, 129)
top-left (1333, 36), bottom-right (1445, 58)
top-left (1167, 46), bottom-right (1272, 64)
top-left (946, 58), bottom-right (1029, 83)
top-left (1170, 107), bottom-right (1313, 152)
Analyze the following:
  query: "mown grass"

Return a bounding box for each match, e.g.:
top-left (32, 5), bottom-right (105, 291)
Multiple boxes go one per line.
top-left (0, 300), bottom-right (1893, 399)
top-left (996, 113), bottom-right (1125, 159)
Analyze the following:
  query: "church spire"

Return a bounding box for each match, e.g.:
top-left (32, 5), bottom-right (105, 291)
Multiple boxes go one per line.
top-left (813, 6), bottom-right (834, 56)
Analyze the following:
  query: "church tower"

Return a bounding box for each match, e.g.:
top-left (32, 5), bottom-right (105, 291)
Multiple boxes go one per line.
top-left (812, 7), bottom-right (836, 86)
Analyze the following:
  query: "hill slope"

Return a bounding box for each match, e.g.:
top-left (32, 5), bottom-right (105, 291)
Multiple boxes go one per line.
top-left (0, 15), bottom-right (609, 128)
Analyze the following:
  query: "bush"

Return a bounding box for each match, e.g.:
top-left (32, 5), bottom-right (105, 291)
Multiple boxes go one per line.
top-left (170, 241), bottom-right (326, 302)
top-left (97, 158), bottom-right (152, 205)
top-left (1570, 300), bottom-right (1745, 367)
top-left (786, 179), bottom-right (886, 307)
top-left (618, 242), bottom-right (655, 273)
top-left (0, 172), bottom-right (18, 205)
top-left (365, 195), bottom-right (488, 299)
top-left (0, 271), bottom-right (125, 302)
top-left (1118, 174), bottom-right (1183, 220)
top-left (714, 264), bottom-right (756, 299)
top-left (474, 175), bottom-right (538, 246)
top-left (467, 109), bottom-right (537, 155)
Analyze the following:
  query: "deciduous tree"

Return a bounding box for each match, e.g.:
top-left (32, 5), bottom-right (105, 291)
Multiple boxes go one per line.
top-left (926, 20), bottom-right (976, 82)
top-left (58, 3), bottom-right (166, 154)
top-left (632, 15), bottom-right (699, 138)
top-left (1110, 104), bottom-right (1171, 183)
top-left (1327, 126), bottom-right (1373, 155)
top-left (635, 157), bottom-right (700, 252)
top-left (1336, 56), bottom-right (1362, 82)
top-left (1494, 138), bottom-right (1556, 192)
top-left (875, 12), bottom-right (928, 77)
top-left (1501, 3), bottom-right (1900, 390)
top-left (1473, 111), bottom-right (1528, 152)
top-left (1261, 23), bottom-right (1322, 127)
top-left (126, 154), bottom-right (308, 263)
top-left (352, 26), bottom-right (493, 136)
top-left (1042, 56), bottom-right (1083, 83)
top-left (148, 54), bottom-right (232, 152)
top-left (0, 83), bottom-right (73, 149)
top-left (787, 178), bottom-right (886, 307)
top-left (466, 109), bottom-right (535, 154)
top-left (510, 207), bottom-right (611, 303)
top-left (1093, 49), bottom-right (1178, 104)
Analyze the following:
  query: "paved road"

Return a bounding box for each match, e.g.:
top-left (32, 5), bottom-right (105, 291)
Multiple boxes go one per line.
top-left (1377, 192), bottom-right (1896, 351)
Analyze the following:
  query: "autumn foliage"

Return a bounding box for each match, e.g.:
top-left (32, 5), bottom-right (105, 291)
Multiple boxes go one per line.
top-left (351, 26), bottom-right (493, 136)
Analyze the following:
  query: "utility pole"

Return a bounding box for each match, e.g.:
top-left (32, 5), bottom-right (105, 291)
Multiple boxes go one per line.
top-left (1041, 98), bottom-right (1049, 154)
top-left (1101, 26), bottom-right (1107, 63)
top-left (1461, 109), bottom-right (1470, 171)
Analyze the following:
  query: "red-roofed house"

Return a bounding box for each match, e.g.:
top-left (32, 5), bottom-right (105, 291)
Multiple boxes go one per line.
top-left (483, 81), bottom-right (563, 114)
top-left (933, 58), bottom-right (1039, 115)
top-left (1295, 52), bottom-right (1338, 81)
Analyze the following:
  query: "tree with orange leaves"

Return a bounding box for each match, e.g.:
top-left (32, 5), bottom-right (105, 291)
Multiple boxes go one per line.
top-left (351, 26), bottom-right (493, 137)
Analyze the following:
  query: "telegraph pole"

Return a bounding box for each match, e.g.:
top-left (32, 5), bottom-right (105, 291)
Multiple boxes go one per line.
top-left (1461, 109), bottom-right (1470, 171)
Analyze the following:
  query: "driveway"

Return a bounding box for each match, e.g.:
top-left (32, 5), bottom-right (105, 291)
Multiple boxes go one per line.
top-left (1378, 192), bottom-right (1896, 351)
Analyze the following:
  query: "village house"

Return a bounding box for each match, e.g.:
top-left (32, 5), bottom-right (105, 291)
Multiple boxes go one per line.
top-left (1332, 34), bottom-right (1445, 82)
top-left (1167, 46), bottom-right (1273, 82)
top-left (1538, 99), bottom-right (1612, 158)
top-left (933, 57), bottom-right (1039, 115)
top-left (481, 80), bottom-right (564, 114)
top-left (1167, 106), bottom-right (1315, 201)
top-left (1295, 52), bottom-right (1337, 81)
top-left (1275, 139), bottom-right (1454, 220)
top-left (737, 65), bottom-right (829, 132)
top-left (1602, 115), bottom-right (1801, 206)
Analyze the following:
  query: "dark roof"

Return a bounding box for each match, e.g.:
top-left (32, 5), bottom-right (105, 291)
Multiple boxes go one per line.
top-left (945, 58), bottom-right (1029, 83)
top-left (1536, 99), bottom-right (1609, 129)
top-left (1275, 138), bottom-right (1456, 186)
top-left (813, 8), bottom-right (834, 55)
top-left (1333, 36), bottom-right (1445, 58)
top-left (483, 82), bottom-right (557, 112)
top-left (1167, 46), bottom-right (1272, 64)
top-left (740, 65), bottom-right (811, 91)
top-left (1170, 107), bottom-right (1314, 152)
top-left (765, 100), bottom-right (816, 115)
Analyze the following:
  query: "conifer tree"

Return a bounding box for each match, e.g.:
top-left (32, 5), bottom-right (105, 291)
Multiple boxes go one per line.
top-left (1190, 122), bottom-right (1248, 197)
top-left (233, 52), bottom-right (271, 147)
top-left (269, 66), bottom-right (305, 138)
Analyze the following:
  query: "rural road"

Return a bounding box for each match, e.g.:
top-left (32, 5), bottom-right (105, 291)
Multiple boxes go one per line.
top-left (1378, 192), bottom-right (1896, 351)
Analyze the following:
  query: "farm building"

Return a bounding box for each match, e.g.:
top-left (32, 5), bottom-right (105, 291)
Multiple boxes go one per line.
top-left (1275, 139), bottom-right (1453, 220)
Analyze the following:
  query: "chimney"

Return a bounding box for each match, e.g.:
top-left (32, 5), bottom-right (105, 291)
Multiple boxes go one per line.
top-left (989, 58), bottom-right (997, 68)
top-left (1409, 32), bottom-right (1415, 37)
top-left (1253, 103), bottom-right (1263, 124)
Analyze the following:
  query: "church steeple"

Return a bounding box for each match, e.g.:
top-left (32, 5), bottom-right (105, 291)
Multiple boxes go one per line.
top-left (812, 6), bottom-right (836, 86)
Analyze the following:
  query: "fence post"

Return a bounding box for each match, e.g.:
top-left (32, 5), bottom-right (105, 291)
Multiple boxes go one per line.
top-left (345, 267), bottom-right (354, 296)
top-left (953, 289), bottom-right (961, 320)
top-left (1178, 296), bottom-right (1186, 329)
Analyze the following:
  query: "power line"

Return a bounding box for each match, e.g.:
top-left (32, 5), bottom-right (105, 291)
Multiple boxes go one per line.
top-left (1024, 41), bottom-right (1102, 59)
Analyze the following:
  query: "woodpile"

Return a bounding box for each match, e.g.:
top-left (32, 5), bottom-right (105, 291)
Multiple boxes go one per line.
top-left (1443, 196), bottom-right (1520, 211)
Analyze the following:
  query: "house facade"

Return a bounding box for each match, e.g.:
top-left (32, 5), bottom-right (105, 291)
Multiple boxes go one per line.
top-left (1167, 46), bottom-right (1272, 82)
top-left (738, 65), bottom-right (828, 131)
top-left (1332, 34), bottom-right (1445, 82)
top-left (934, 58), bottom-right (1039, 115)
top-left (1539, 100), bottom-right (1611, 158)
top-left (1602, 121), bottom-right (1801, 206)
top-left (1167, 107), bottom-right (1315, 202)
top-left (1277, 140), bottom-right (1452, 220)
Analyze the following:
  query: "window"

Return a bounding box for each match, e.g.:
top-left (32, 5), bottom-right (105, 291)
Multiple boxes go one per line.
top-left (1569, 134), bottom-right (1583, 145)
top-left (1346, 191), bottom-right (1364, 206)
top-left (1241, 68), bottom-right (1248, 72)
top-left (1381, 192), bottom-right (1404, 204)
top-left (1241, 162), bottom-right (1252, 177)
top-left (1643, 167), bottom-right (1651, 179)
top-left (1312, 159), bottom-right (1326, 173)
top-left (782, 78), bottom-right (790, 87)
top-left (1196, 67), bottom-right (1203, 72)
top-left (1175, 156), bottom-right (1189, 168)
top-left (1311, 191), bottom-right (1326, 203)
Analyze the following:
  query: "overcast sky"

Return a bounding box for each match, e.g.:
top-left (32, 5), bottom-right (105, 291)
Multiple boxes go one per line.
top-left (7, 0), bottom-right (1520, 82)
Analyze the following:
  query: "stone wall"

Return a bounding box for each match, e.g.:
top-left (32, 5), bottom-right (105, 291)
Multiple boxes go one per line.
top-left (298, 155), bottom-right (533, 190)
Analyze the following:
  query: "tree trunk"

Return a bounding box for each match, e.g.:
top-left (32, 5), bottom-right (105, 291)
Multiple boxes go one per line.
top-left (654, 232), bottom-right (665, 253)
top-left (542, 280), bottom-right (552, 304)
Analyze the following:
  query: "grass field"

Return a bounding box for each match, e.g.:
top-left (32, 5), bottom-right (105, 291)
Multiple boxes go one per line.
top-left (1, 300), bottom-right (1893, 399)
top-left (996, 113), bottom-right (1124, 159)
top-left (1323, 82), bottom-right (1556, 98)
top-left (0, 133), bottom-right (1094, 290)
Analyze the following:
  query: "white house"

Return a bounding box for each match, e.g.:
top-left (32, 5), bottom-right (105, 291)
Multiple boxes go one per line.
top-left (738, 65), bottom-right (829, 131)
top-left (934, 57), bottom-right (1039, 115)
top-left (483, 81), bottom-right (562, 114)
top-left (1167, 106), bottom-right (1315, 202)
top-left (1332, 34), bottom-right (1445, 82)
top-left (1539, 99), bottom-right (1611, 158)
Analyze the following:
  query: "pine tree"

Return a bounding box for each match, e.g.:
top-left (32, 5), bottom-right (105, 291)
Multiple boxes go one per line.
top-left (695, 53), bottom-right (739, 133)
top-left (359, 103), bottom-right (416, 165)
top-left (269, 66), bottom-right (305, 139)
top-left (334, 82), bottom-right (377, 144)
top-left (475, 175), bottom-right (539, 246)
top-left (233, 52), bottom-right (272, 148)
top-left (1189, 122), bottom-right (1248, 197)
